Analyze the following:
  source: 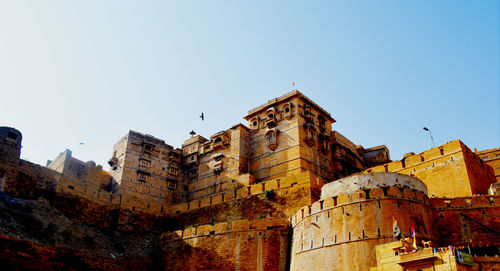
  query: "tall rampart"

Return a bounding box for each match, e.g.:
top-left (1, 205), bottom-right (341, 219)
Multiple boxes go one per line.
top-left (160, 218), bottom-right (289, 271)
top-left (290, 186), bottom-right (436, 271)
top-left (163, 171), bottom-right (325, 229)
top-left (366, 140), bottom-right (496, 197)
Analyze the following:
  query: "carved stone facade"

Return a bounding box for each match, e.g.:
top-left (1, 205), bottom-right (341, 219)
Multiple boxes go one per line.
top-left (109, 91), bottom-right (391, 203)
top-left (108, 131), bottom-right (183, 211)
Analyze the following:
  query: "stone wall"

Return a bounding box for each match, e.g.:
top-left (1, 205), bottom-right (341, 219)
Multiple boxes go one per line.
top-left (160, 218), bottom-right (289, 271)
top-left (290, 186), bottom-right (437, 271)
top-left (163, 171), bottom-right (325, 230)
top-left (169, 171), bottom-right (324, 214)
top-left (430, 196), bottom-right (500, 245)
top-left (0, 160), bottom-right (121, 227)
top-left (367, 140), bottom-right (496, 197)
top-left (47, 149), bottom-right (112, 189)
top-left (476, 147), bottom-right (500, 182)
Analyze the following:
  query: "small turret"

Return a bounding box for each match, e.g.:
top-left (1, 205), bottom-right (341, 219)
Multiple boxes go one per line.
top-left (0, 127), bottom-right (22, 164)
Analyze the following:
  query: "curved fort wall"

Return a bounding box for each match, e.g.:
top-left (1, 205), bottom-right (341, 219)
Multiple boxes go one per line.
top-left (290, 181), bottom-right (437, 271)
top-left (290, 178), bottom-right (500, 270)
top-left (160, 218), bottom-right (289, 271)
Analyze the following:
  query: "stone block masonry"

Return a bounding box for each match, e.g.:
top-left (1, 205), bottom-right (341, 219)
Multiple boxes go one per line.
top-left (290, 175), bottom-right (500, 271)
top-left (366, 140), bottom-right (496, 197)
top-left (160, 218), bottom-right (289, 271)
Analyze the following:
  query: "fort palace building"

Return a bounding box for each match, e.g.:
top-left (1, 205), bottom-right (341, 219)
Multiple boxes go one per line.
top-left (0, 90), bottom-right (499, 270)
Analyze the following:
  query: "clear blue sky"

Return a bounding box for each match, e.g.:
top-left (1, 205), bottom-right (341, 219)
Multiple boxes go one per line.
top-left (0, 1), bottom-right (498, 168)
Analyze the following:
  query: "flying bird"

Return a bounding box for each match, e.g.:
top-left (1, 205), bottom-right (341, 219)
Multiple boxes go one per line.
top-left (200, 112), bottom-right (204, 121)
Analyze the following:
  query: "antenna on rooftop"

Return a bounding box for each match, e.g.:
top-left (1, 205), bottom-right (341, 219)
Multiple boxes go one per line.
top-left (423, 127), bottom-right (435, 148)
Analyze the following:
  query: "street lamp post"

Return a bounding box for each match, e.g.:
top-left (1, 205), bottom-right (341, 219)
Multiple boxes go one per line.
top-left (423, 127), bottom-right (435, 148)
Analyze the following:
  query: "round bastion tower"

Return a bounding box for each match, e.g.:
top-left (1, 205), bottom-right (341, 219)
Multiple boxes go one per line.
top-left (290, 172), bottom-right (438, 271)
top-left (0, 127), bottom-right (22, 165)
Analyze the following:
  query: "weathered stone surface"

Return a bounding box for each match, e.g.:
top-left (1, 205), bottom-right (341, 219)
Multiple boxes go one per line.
top-left (320, 172), bottom-right (427, 200)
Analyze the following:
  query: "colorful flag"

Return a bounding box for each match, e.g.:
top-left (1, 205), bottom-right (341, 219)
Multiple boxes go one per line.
top-left (412, 225), bottom-right (417, 250)
top-left (393, 217), bottom-right (402, 240)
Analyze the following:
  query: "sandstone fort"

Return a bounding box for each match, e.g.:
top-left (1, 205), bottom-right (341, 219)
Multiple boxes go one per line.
top-left (1, 90), bottom-right (499, 270)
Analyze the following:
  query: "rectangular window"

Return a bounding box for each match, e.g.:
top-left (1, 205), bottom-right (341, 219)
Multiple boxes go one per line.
top-left (144, 143), bottom-right (154, 151)
top-left (138, 171), bottom-right (149, 182)
top-left (139, 159), bottom-right (151, 167)
top-left (167, 180), bottom-right (177, 189)
top-left (168, 167), bottom-right (179, 176)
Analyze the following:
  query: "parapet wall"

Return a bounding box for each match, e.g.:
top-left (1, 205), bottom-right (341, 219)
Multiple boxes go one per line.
top-left (367, 140), bottom-right (464, 173)
top-left (168, 171), bottom-right (325, 215)
top-left (161, 171), bottom-right (325, 230)
top-left (366, 140), bottom-right (496, 197)
top-left (160, 218), bottom-right (289, 271)
top-left (290, 186), bottom-right (436, 271)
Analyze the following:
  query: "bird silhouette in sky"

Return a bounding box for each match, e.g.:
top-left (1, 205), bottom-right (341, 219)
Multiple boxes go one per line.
top-left (200, 112), bottom-right (204, 121)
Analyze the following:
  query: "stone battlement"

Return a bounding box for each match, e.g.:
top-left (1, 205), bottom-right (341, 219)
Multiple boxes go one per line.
top-left (430, 195), bottom-right (500, 209)
top-left (365, 139), bottom-right (496, 197)
top-left (161, 217), bottom-right (289, 242)
top-left (291, 186), bottom-right (430, 227)
top-left (289, 181), bottom-right (437, 270)
top-left (289, 178), bottom-right (500, 270)
top-left (292, 187), bottom-right (500, 227)
top-left (169, 171), bottom-right (325, 214)
top-left (366, 140), bottom-right (464, 173)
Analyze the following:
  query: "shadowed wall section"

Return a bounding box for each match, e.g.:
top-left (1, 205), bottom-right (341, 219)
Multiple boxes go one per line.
top-left (160, 218), bottom-right (289, 271)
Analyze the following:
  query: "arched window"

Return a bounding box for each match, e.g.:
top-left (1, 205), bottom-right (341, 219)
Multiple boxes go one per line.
top-left (250, 117), bottom-right (259, 129)
top-left (305, 126), bottom-right (317, 147)
top-left (265, 129), bottom-right (278, 151)
top-left (265, 108), bottom-right (277, 128)
top-left (283, 103), bottom-right (293, 119)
